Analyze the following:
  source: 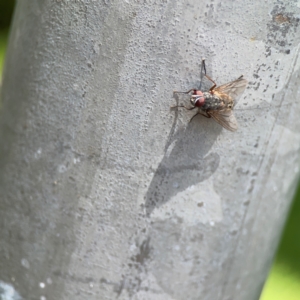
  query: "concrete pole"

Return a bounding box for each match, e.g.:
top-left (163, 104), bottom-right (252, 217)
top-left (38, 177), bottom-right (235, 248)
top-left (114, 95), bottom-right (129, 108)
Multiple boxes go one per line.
top-left (0, 1), bottom-right (300, 299)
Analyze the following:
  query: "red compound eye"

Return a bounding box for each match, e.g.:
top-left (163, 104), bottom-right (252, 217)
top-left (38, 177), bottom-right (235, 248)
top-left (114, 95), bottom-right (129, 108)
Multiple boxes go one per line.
top-left (194, 97), bottom-right (205, 107)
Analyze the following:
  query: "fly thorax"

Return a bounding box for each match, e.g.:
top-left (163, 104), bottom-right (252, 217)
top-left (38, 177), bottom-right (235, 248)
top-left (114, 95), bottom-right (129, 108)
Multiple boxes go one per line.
top-left (201, 92), bottom-right (224, 110)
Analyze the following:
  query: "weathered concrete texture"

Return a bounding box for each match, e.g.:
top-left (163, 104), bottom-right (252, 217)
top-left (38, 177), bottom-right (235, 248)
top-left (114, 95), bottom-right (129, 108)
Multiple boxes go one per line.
top-left (0, 0), bottom-right (300, 299)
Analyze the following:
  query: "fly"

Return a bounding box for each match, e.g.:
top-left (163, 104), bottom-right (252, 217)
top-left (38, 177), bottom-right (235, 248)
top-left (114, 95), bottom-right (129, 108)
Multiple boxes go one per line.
top-left (173, 59), bottom-right (248, 132)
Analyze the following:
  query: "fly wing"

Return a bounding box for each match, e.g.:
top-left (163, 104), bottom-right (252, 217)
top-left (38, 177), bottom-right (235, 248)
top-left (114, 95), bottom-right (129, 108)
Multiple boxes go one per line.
top-left (208, 109), bottom-right (238, 132)
top-left (214, 76), bottom-right (248, 99)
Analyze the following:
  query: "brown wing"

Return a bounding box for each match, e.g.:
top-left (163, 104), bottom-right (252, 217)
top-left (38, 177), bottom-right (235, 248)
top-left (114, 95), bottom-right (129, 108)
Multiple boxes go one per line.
top-left (208, 109), bottom-right (238, 132)
top-left (214, 76), bottom-right (247, 99)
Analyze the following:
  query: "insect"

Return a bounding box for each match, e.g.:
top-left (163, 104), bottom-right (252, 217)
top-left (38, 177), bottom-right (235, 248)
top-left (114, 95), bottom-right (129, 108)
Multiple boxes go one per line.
top-left (173, 59), bottom-right (248, 131)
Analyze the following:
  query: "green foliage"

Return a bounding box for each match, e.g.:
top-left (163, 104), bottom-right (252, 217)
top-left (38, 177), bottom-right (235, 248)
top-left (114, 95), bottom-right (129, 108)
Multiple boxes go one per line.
top-left (261, 184), bottom-right (300, 299)
top-left (0, 28), bottom-right (8, 81)
top-left (276, 184), bottom-right (300, 275)
top-left (261, 263), bottom-right (300, 300)
top-left (0, 0), bottom-right (16, 28)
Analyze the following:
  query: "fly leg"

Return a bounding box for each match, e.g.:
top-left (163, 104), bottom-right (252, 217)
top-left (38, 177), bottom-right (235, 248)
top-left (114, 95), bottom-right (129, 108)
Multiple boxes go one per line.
top-left (206, 75), bottom-right (217, 91)
top-left (199, 58), bottom-right (206, 90)
top-left (171, 105), bottom-right (197, 110)
top-left (189, 111), bottom-right (211, 123)
top-left (201, 59), bottom-right (217, 91)
top-left (173, 89), bottom-right (196, 95)
top-left (172, 89), bottom-right (197, 109)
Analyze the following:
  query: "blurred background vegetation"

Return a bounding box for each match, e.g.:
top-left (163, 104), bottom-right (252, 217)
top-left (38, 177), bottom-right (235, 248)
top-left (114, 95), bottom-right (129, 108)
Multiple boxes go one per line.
top-left (0, 1), bottom-right (299, 299)
top-left (0, 1), bottom-right (15, 28)
top-left (0, 0), bottom-right (14, 80)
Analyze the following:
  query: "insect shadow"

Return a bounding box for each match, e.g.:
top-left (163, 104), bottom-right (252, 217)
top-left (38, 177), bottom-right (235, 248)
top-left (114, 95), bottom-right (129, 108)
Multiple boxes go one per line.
top-left (144, 59), bottom-right (249, 216)
top-left (144, 101), bottom-right (222, 216)
top-left (144, 60), bottom-right (222, 216)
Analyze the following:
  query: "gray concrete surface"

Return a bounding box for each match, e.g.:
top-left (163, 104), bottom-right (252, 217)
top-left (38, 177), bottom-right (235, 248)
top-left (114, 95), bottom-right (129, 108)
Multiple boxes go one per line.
top-left (0, 0), bottom-right (300, 299)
